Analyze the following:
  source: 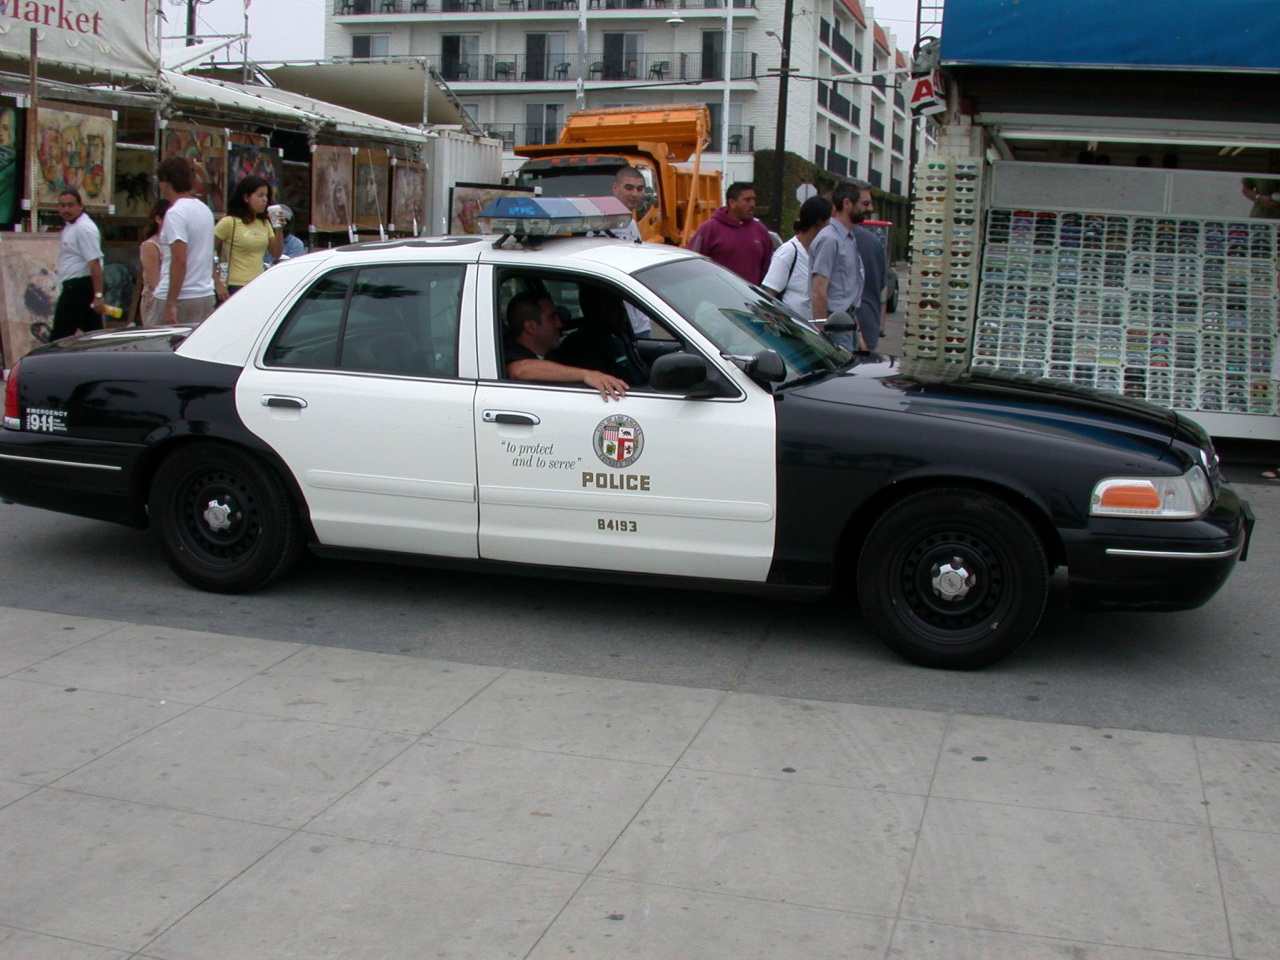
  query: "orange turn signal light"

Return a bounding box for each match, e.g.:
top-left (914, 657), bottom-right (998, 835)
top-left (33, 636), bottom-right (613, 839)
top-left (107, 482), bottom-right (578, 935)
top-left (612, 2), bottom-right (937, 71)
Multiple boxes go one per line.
top-left (1096, 482), bottom-right (1162, 511)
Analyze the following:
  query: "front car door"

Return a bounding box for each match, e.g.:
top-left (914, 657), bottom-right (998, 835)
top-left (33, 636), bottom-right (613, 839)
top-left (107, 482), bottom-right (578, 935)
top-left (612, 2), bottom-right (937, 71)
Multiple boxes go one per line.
top-left (473, 259), bottom-right (778, 582)
top-left (237, 256), bottom-right (481, 558)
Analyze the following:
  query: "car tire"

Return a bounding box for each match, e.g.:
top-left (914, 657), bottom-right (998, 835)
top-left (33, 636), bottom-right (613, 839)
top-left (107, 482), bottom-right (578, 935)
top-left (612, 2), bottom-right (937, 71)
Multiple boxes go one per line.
top-left (150, 443), bottom-right (302, 594)
top-left (857, 488), bottom-right (1048, 669)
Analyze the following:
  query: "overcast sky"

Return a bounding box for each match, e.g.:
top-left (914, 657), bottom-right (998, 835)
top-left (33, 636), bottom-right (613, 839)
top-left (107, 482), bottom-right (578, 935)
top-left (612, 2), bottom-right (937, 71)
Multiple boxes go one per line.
top-left (175, 0), bottom-right (924, 63)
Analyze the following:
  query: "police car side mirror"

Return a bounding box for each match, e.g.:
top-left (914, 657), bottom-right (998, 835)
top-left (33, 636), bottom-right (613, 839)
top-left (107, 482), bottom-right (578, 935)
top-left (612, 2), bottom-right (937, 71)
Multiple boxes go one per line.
top-left (650, 352), bottom-right (727, 397)
top-left (750, 349), bottom-right (787, 384)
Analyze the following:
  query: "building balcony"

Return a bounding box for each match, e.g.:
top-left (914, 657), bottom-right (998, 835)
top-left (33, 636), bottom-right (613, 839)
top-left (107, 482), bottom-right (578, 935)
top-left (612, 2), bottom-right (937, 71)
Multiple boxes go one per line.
top-left (333, 0), bottom-right (755, 14)
top-left (814, 145), bottom-right (853, 179)
top-left (867, 167), bottom-right (882, 189)
top-left (892, 132), bottom-right (904, 155)
top-left (869, 118), bottom-right (885, 143)
top-left (437, 50), bottom-right (756, 83)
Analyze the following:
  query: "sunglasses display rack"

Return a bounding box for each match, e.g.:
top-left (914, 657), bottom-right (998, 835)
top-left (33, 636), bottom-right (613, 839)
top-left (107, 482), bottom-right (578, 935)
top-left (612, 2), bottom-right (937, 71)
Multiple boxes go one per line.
top-left (971, 209), bottom-right (1280, 415)
top-left (901, 155), bottom-right (984, 363)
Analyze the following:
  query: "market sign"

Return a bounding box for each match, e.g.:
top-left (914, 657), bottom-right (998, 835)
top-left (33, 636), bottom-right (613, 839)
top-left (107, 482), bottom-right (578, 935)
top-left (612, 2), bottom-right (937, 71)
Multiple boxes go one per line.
top-left (0, 0), bottom-right (158, 80)
top-left (909, 69), bottom-right (947, 117)
top-left (940, 0), bottom-right (1280, 72)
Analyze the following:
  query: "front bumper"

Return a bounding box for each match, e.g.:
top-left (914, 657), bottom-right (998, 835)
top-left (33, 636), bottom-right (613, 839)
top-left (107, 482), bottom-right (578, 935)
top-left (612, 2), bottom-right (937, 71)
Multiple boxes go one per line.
top-left (1062, 484), bottom-right (1252, 612)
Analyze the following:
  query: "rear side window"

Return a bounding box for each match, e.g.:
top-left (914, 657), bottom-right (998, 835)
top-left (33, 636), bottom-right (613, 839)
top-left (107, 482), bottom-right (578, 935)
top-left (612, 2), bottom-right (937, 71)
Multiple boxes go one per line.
top-left (266, 264), bottom-right (465, 378)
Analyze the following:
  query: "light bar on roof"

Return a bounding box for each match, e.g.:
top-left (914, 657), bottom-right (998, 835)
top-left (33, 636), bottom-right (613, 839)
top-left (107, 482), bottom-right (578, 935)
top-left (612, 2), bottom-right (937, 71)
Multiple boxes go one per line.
top-left (477, 195), bottom-right (633, 238)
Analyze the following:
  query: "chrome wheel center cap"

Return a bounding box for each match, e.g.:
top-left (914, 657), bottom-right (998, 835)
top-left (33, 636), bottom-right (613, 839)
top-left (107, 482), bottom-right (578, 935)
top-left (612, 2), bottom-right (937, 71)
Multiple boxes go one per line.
top-left (932, 557), bottom-right (976, 601)
top-left (202, 499), bottom-right (234, 533)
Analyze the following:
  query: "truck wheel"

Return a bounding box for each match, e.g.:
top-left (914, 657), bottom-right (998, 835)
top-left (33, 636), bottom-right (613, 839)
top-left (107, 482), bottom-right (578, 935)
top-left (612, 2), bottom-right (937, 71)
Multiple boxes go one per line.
top-left (857, 488), bottom-right (1048, 669)
top-left (150, 443), bottom-right (302, 594)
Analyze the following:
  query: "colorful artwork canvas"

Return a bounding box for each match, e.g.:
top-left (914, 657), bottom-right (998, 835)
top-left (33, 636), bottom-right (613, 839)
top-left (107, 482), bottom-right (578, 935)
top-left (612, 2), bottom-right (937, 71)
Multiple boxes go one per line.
top-left (34, 102), bottom-right (115, 210)
top-left (353, 147), bottom-right (390, 230)
top-left (228, 140), bottom-right (282, 199)
top-left (390, 160), bottom-right (426, 234)
top-left (161, 122), bottom-right (228, 216)
top-left (113, 147), bottom-right (155, 221)
top-left (449, 183), bottom-right (536, 236)
top-left (311, 145), bottom-right (353, 233)
top-left (0, 234), bottom-right (59, 368)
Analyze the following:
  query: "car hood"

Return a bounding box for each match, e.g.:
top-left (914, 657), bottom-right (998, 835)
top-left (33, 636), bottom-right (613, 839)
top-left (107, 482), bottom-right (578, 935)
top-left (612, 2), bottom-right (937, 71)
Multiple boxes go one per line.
top-left (792, 356), bottom-right (1184, 454)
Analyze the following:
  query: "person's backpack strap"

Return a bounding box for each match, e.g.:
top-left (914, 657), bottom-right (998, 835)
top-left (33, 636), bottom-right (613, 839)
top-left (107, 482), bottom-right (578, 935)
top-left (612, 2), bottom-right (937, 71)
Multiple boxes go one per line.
top-left (783, 239), bottom-right (801, 288)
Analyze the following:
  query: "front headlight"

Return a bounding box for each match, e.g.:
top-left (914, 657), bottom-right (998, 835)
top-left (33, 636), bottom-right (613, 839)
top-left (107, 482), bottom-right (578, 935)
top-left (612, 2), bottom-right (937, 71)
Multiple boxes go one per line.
top-left (1090, 466), bottom-right (1212, 519)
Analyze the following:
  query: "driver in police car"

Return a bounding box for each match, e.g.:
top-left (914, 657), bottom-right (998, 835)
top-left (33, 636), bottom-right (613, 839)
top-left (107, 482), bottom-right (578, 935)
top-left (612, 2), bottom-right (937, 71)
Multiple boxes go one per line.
top-left (504, 290), bottom-right (629, 401)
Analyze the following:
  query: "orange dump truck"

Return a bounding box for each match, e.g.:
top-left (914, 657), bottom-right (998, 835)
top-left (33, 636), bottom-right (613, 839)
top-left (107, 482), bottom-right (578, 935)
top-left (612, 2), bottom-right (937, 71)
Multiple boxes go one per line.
top-left (513, 104), bottom-right (722, 247)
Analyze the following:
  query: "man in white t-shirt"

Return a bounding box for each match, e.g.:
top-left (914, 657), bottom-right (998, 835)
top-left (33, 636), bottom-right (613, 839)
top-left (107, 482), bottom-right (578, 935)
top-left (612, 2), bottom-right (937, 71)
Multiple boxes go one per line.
top-left (50, 190), bottom-right (106, 340)
top-left (148, 156), bottom-right (216, 326)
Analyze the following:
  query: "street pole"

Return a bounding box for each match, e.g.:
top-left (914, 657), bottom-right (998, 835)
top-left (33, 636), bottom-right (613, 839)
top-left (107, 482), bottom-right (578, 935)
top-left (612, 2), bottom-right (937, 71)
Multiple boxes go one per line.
top-left (721, 0), bottom-right (734, 184)
top-left (576, 1), bottom-right (587, 111)
top-left (770, 0), bottom-right (794, 233)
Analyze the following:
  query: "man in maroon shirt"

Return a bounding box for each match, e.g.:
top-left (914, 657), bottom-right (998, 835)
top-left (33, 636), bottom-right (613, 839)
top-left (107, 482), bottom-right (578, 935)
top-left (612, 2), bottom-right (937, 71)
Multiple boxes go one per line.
top-left (689, 182), bottom-right (773, 285)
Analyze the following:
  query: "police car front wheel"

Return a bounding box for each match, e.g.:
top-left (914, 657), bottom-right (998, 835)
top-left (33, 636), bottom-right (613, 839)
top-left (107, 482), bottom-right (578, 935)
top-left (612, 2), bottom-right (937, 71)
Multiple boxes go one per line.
top-left (150, 443), bottom-right (303, 594)
top-left (857, 488), bottom-right (1050, 669)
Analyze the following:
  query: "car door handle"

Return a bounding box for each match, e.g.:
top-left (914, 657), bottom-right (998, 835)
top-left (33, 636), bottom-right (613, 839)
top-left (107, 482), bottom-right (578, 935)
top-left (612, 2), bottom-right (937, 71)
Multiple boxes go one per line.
top-left (262, 395), bottom-right (308, 410)
top-left (482, 409), bottom-right (540, 425)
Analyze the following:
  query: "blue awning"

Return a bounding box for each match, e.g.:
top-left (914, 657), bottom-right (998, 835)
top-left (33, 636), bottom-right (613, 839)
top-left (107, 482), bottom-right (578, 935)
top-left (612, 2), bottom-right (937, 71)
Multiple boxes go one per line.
top-left (940, 0), bottom-right (1280, 72)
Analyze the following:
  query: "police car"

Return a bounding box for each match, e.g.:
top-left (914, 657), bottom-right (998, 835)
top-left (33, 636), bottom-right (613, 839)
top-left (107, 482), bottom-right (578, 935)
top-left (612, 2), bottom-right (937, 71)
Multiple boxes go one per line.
top-left (0, 198), bottom-right (1252, 669)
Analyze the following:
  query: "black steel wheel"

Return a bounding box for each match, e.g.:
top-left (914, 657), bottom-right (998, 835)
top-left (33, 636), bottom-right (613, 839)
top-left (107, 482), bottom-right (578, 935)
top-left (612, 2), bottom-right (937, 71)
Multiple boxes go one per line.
top-left (857, 488), bottom-right (1048, 669)
top-left (149, 443), bottom-right (301, 593)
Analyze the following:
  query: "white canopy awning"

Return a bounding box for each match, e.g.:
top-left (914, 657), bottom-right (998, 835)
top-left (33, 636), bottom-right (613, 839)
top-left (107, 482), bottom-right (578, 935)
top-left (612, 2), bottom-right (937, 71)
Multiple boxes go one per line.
top-left (160, 70), bottom-right (435, 145)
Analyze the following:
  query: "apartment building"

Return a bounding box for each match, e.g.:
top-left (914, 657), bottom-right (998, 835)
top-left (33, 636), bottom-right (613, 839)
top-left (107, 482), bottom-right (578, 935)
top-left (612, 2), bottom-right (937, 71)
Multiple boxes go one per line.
top-left (324, 0), bottom-right (915, 195)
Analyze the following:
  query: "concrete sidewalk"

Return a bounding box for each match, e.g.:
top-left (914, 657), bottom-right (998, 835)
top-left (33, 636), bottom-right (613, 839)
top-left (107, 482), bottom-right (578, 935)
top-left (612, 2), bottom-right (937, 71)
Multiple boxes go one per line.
top-left (1, 605), bottom-right (1277, 959)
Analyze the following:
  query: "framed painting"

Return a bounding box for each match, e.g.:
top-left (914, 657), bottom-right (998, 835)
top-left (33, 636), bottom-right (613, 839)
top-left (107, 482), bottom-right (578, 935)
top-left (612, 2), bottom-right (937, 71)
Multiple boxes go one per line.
top-left (449, 182), bottom-right (535, 236)
top-left (0, 102), bottom-right (24, 225)
top-left (389, 159), bottom-right (426, 234)
top-left (311, 144), bottom-right (353, 233)
top-left (33, 101), bottom-right (115, 211)
top-left (279, 159), bottom-right (312, 235)
top-left (227, 140), bottom-right (282, 199)
top-left (0, 233), bottom-right (59, 368)
top-left (161, 122), bottom-right (228, 216)
top-left (353, 147), bottom-right (390, 230)
top-left (112, 146), bottom-right (155, 221)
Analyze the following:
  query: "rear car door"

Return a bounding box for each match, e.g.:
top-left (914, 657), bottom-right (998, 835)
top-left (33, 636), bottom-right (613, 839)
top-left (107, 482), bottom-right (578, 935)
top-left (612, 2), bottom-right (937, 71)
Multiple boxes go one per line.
top-left (237, 260), bottom-right (480, 557)
top-left (473, 265), bottom-right (777, 582)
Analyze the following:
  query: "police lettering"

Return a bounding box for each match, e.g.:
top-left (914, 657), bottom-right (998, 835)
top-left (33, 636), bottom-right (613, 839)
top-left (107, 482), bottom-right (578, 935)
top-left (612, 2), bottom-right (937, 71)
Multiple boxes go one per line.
top-left (581, 472), bottom-right (651, 491)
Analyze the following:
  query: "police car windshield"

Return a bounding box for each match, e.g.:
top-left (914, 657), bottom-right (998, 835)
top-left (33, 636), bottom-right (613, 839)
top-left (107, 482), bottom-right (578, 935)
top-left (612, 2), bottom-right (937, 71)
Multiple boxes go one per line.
top-left (638, 259), bottom-right (850, 383)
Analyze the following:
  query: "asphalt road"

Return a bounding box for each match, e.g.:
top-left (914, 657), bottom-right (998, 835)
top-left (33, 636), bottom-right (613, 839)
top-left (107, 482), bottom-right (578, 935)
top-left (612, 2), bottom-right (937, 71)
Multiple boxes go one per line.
top-left (2, 479), bottom-right (1276, 743)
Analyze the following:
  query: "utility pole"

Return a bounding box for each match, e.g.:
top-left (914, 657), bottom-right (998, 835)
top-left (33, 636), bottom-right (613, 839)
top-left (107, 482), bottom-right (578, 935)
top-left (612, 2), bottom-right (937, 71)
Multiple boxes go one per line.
top-left (769, 0), bottom-right (794, 233)
top-left (185, 0), bottom-right (215, 47)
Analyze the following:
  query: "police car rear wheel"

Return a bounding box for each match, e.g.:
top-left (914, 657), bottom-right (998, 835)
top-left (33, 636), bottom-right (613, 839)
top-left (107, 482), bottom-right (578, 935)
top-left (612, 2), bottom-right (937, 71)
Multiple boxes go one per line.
top-left (857, 488), bottom-right (1048, 669)
top-left (150, 443), bottom-right (302, 594)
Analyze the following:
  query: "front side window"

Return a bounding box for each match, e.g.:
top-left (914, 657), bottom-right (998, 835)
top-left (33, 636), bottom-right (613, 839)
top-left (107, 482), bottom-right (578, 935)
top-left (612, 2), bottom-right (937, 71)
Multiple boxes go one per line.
top-left (638, 259), bottom-right (849, 384)
top-left (267, 264), bottom-right (465, 378)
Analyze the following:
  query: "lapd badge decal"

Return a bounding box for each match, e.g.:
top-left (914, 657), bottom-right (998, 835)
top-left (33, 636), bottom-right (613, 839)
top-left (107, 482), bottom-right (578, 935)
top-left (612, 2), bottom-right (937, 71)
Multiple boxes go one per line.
top-left (594, 416), bottom-right (643, 468)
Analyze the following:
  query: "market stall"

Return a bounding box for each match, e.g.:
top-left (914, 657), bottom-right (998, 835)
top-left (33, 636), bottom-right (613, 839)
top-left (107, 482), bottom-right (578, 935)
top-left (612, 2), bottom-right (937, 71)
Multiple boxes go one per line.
top-left (903, 0), bottom-right (1280, 439)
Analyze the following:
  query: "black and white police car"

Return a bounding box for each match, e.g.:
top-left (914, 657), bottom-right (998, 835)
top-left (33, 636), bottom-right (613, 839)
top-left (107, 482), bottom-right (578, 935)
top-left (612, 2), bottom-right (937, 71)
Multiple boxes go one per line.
top-left (0, 197), bottom-right (1253, 669)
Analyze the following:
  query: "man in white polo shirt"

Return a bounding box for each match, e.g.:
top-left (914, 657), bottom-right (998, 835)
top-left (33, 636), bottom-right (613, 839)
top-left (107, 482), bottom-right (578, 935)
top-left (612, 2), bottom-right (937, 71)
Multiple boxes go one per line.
top-left (50, 189), bottom-right (106, 341)
top-left (148, 156), bottom-right (216, 326)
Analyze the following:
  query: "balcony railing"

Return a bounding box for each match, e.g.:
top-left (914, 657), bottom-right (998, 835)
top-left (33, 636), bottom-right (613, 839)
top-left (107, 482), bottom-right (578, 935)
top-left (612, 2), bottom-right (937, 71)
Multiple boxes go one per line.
top-left (872, 74), bottom-right (887, 94)
top-left (892, 133), bottom-right (904, 155)
top-left (481, 123), bottom-right (564, 147)
top-left (335, 0), bottom-right (755, 12)
top-left (830, 31), bottom-right (854, 68)
top-left (708, 124), bottom-right (754, 153)
top-left (890, 177), bottom-right (902, 196)
top-left (868, 168), bottom-right (882, 189)
top-left (436, 51), bottom-right (756, 82)
top-left (870, 118), bottom-right (885, 143)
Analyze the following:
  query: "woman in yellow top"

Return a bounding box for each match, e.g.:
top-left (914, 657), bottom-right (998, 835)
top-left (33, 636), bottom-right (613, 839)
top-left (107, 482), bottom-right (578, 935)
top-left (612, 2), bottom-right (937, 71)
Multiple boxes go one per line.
top-left (214, 175), bottom-right (283, 298)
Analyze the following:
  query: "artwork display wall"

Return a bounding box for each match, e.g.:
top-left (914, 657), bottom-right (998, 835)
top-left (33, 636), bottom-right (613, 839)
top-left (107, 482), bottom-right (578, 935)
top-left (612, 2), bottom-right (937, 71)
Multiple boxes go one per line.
top-left (0, 234), bottom-right (59, 368)
top-left (228, 133), bottom-right (282, 199)
top-left (113, 148), bottom-right (155, 221)
top-left (449, 183), bottom-right (535, 235)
